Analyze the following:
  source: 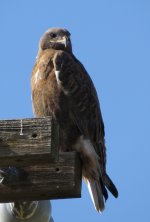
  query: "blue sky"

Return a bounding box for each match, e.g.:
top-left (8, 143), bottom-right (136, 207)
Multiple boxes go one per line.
top-left (0, 1), bottom-right (150, 221)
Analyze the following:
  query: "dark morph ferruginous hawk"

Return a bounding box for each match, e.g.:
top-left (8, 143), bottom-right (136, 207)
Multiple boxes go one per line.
top-left (31, 27), bottom-right (118, 212)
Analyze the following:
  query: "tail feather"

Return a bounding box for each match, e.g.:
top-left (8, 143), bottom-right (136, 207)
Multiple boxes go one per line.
top-left (84, 177), bottom-right (105, 213)
top-left (100, 177), bottom-right (108, 201)
top-left (104, 174), bottom-right (118, 198)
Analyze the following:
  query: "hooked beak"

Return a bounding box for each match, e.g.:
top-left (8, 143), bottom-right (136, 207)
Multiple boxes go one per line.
top-left (60, 36), bottom-right (68, 48)
top-left (49, 36), bottom-right (69, 48)
top-left (56, 36), bottom-right (68, 47)
top-left (62, 36), bottom-right (68, 47)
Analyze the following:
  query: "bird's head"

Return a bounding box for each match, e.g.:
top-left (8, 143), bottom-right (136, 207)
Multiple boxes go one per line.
top-left (39, 28), bottom-right (72, 53)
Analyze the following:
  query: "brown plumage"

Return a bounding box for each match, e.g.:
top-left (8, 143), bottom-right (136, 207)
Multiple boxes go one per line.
top-left (31, 27), bottom-right (118, 212)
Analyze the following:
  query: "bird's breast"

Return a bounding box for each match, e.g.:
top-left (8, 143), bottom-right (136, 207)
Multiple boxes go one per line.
top-left (31, 69), bottom-right (61, 117)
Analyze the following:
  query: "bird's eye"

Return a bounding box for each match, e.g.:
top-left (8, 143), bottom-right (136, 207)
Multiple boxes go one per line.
top-left (50, 33), bottom-right (57, 38)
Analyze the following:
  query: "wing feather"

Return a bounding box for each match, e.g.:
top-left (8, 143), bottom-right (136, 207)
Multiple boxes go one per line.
top-left (53, 51), bottom-right (106, 173)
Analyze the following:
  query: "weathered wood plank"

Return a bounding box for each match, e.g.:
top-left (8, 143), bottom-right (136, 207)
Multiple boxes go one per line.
top-left (0, 117), bottom-right (59, 166)
top-left (0, 152), bottom-right (82, 202)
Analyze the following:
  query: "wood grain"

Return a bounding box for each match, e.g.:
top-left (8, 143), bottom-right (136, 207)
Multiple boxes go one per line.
top-left (0, 117), bottom-right (59, 166)
top-left (0, 152), bottom-right (82, 202)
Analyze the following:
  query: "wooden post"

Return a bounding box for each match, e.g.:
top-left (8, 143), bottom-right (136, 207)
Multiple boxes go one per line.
top-left (0, 117), bottom-right (82, 202)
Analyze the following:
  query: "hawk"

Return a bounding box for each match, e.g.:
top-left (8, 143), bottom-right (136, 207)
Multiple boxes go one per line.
top-left (31, 27), bottom-right (118, 212)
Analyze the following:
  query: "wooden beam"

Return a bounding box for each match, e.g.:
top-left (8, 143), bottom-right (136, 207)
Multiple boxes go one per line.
top-left (0, 152), bottom-right (82, 202)
top-left (0, 117), bottom-right (59, 167)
